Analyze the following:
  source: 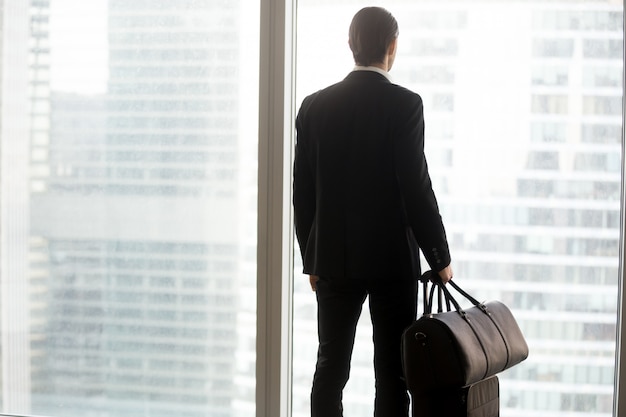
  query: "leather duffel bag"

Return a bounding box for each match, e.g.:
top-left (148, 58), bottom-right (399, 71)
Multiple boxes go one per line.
top-left (402, 272), bottom-right (529, 393)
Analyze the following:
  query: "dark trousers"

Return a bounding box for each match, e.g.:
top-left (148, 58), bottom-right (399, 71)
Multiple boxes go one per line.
top-left (311, 277), bottom-right (418, 417)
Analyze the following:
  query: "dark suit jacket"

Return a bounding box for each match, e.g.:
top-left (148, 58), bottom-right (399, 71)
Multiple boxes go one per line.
top-left (293, 70), bottom-right (451, 280)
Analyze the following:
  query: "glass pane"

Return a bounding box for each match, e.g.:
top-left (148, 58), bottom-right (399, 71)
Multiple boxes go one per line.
top-left (293, 2), bottom-right (623, 417)
top-left (1, 0), bottom-right (259, 416)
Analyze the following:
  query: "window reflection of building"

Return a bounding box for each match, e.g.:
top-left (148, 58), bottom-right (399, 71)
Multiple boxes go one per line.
top-left (26, 1), bottom-right (252, 416)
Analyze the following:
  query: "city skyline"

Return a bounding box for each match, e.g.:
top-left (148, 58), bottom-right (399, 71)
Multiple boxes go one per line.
top-left (27, 1), bottom-right (257, 416)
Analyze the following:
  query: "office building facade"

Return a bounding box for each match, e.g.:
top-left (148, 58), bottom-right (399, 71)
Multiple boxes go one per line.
top-left (26, 1), bottom-right (256, 416)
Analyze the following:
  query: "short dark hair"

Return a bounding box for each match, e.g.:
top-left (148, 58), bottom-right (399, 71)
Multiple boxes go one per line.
top-left (348, 7), bottom-right (399, 66)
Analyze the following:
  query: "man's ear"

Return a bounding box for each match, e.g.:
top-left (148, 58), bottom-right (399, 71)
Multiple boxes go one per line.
top-left (387, 37), bottom-right (398, 57)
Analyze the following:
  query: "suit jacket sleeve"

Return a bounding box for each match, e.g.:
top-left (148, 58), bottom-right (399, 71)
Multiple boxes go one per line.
top-left (293, 97), bottom-right (316, 263)
top-left (393, 93), bottom-right (451, 271)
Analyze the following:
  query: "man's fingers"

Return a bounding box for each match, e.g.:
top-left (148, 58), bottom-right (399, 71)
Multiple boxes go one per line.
top-left (438, 266), bottom-right (453, 283)
top-left (309, 275), bottom-right (320, 291)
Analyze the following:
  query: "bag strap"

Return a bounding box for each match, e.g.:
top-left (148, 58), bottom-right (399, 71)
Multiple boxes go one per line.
top-left (447, 279), bottom-right (482, 307)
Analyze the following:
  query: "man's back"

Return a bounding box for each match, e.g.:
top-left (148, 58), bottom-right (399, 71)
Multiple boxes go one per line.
top-left (294, 70), bottom-right (448, 280)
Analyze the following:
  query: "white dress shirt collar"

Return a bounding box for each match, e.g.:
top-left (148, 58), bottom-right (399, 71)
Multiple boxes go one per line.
top-left (352, 65), bottom-right (392, 82)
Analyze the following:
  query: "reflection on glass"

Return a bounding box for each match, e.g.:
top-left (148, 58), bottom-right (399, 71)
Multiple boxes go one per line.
top-left (294, 2), bottom-right (622, 417)
top-left (3, 0), bottom-right (258, 416)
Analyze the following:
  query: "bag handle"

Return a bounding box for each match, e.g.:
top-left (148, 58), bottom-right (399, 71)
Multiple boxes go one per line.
top-left (419, 270), bottom-right (485, 317)
top-left (419, 270), bottom-right (452, 315)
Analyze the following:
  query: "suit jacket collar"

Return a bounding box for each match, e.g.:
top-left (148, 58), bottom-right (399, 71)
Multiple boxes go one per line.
top-left (345, 68), bottom-right (392, 84)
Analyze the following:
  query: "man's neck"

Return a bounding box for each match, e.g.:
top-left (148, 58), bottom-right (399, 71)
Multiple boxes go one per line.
top-left (358, 61), bottom-right (387, 71)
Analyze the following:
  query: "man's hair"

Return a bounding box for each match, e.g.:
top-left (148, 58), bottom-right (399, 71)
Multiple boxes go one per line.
top-left (348, 7), bottom-right (399, 66)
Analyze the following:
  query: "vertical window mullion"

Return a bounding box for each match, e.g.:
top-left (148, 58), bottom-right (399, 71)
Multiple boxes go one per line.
top-left (613, 2), bottom-right (626, 413)
top-left (257, 0), bottom-right (295, 416)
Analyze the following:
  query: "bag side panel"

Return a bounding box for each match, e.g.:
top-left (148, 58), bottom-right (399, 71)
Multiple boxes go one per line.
top-left (428, 311), bottom-right (488, 385)
top-left (402, 318), bottom-right (467, 391)
top-left (463, 306), bottom-right (508, 377)
top-left (484, 301), bottom-right (529, 368)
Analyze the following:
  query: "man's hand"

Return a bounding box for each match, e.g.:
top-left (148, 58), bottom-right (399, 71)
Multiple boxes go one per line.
top-left (309, 275), bottom-right (320, 291)
top-left (438, 265), bottom-right (453, 283)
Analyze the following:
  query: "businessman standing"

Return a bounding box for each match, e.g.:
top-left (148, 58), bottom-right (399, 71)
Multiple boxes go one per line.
top-left (293, 7), bottom-right (453, 417)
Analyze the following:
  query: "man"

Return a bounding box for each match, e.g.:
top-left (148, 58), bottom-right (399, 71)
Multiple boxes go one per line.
top-left (293, 7), bottom-right (453, 417)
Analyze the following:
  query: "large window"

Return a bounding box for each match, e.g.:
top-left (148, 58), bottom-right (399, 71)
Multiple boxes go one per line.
top-left (1, 0), bottom-right (258, 416)
top-left (0, 1), bottom-right (624, 417)
top-left (293, 2), bottom-right (623, 417)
